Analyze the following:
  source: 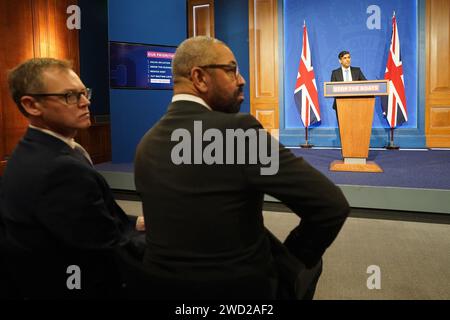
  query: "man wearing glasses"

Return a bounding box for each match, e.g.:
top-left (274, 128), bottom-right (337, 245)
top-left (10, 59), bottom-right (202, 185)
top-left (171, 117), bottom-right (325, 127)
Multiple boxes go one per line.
top-left (135, 37), bottom-right (349, 299)
top-left (1, 58), bottom-right (145, 298)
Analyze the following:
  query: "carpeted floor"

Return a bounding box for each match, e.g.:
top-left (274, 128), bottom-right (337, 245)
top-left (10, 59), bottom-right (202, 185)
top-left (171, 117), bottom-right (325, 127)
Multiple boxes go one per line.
top-left (263, 210), bottom-right (450, 300)
top-left (96, 149), bottom-right (450, 189)
top-left (290, 148), bottom-right (450, 189)
top-left (117, 199), bottom-right (450, 300)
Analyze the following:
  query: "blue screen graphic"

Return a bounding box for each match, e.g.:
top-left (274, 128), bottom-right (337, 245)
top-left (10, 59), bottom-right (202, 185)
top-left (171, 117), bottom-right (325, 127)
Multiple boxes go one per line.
top-left (109, 42), bottom-right (177, 90)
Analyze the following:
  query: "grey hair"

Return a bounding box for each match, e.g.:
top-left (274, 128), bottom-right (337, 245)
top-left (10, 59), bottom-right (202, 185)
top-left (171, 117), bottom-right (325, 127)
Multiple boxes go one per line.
top-left (172, 36), bottom-right (226, 79)
top-left (7, 58), bottom-right (72, 116)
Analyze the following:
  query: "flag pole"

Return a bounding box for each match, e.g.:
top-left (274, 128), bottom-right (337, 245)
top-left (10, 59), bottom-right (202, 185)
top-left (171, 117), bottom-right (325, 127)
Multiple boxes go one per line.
top-left (297, 19), bottom-right (318, 148)
top-left (384, 10), bottom-right (404, 150)
top-left (385, 127), bottom-right (400, 150)
top-left (301, 126), bottom-right (314, 148)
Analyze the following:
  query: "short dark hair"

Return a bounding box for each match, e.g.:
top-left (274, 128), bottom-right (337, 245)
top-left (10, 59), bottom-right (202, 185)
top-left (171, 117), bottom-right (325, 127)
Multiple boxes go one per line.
top-left (338, 51), bottom-right (350, 59)
top-left (7, 58), bottom-right (72, 116)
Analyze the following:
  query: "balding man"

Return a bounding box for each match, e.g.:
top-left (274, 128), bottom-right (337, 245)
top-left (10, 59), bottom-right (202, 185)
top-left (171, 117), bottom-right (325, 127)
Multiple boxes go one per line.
top-left (135, 37), bottom-right (350, 299)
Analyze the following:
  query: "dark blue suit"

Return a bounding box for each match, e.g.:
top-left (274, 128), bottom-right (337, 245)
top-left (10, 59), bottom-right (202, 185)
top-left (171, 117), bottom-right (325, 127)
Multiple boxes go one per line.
top-left (0, 128), bottom-right (144, 298)
top-left (331, 66), bottom-right (366, 82)
top-left (331, 66), bottom-right (367, 110)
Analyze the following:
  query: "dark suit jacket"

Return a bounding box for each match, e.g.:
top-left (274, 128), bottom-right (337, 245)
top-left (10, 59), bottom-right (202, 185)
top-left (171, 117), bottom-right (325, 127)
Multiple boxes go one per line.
top-left (0, 128), bottom-right (144, 298)
top-left (331, 66), bottom-right (367, 109)
top-left (331, 66), bottom-right (366, 82)
top-left (134, 101), bottom-right (350, 299)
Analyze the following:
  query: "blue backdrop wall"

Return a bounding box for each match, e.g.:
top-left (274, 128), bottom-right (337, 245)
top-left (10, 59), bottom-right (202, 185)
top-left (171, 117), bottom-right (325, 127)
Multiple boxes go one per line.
top-left (108, 0), bottom-right (187, 163)
top-left (108, 0), bottom-right (250, 163)
top-left (79, 0), bottom-right (109, 116)
top-left (107, 0), bottom-right (426, 163)
top-left (280, 0), bottom-right (425, 148)
top-left (215, 0), bottom-right (250, 114)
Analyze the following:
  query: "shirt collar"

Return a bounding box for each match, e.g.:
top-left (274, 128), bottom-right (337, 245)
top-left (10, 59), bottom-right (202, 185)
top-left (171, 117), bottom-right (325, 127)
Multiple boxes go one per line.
top-left (29, 125), bottom-right (77, 149)
top-left (172, 94), bottom-right (212, 111)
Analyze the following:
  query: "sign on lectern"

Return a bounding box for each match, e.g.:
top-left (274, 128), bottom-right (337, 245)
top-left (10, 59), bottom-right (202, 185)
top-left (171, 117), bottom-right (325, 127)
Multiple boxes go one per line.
top-left (324, 80), bottom-right (389, 173)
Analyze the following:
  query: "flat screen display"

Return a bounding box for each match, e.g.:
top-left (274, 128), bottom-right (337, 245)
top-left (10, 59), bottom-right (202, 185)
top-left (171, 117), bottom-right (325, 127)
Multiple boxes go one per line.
top-left (109, 41), bottom-right (176, 90)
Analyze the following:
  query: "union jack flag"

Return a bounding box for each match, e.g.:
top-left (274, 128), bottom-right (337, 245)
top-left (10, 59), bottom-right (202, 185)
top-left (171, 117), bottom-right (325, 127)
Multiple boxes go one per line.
top-left (294, 22), bottom-right (320, 127)
top-left (381, 13), bottom-right (408, 128)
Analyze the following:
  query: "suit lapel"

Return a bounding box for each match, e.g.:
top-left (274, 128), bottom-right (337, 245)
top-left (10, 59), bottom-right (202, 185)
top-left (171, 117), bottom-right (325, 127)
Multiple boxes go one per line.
top-left (25, 128), bottom-right (91, 167)
top-left (334, 69), bottom-right (344, 81)
top-left (25, 128), bottom-right (72, 154)
top-left (350, 67), bottom-right (357, 80)
top-left (70, 147), bottom-right (93, 167)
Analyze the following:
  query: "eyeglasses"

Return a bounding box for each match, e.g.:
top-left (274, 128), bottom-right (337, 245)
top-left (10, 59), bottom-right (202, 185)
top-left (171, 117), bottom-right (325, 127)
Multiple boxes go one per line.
top-left (26, 88), bottom-right (92, 105)
top-left (198, 64), bottom-right (240, 79)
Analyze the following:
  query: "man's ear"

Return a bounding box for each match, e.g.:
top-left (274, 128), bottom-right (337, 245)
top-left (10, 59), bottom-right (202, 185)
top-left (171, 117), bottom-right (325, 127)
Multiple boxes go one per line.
top-left (20, 96), bottom-right (42, 116)
top-left (190, 67), bottom-right (209, 93)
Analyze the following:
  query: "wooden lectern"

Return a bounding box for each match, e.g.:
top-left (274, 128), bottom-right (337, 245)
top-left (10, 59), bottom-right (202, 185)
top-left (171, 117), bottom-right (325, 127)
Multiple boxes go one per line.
top-left (324, 80), bottom-right (389, 173)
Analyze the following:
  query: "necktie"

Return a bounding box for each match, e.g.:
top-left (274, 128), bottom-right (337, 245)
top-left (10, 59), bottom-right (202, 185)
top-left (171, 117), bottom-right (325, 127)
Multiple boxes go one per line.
top-left (344, 69), bottom-right (350, 81)
top-left (73, 142), bottom-right (93, 166)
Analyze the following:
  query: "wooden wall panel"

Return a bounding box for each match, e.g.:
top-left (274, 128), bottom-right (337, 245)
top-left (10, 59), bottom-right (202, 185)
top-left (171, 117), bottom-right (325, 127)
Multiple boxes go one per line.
top-left (0, 0), bottom-right (35, 167)
top-left (249, 0), bottom-right (279, 131)
top-left (76, 123), bottom-right (111, 164)
top-left (255, 109), bottom-right (275, 129)
top-left (32, 0), bottom-right (80, 72)
top-left (426, 0), bottom-right (450, 147)
top-left (194, 6), bottom-right (210, 36)
top-left (188, 0), bottom-right (215, 37)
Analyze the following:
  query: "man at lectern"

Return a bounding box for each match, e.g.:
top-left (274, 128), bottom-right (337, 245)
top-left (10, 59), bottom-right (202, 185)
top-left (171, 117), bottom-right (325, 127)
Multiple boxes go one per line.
top-left (330, 51), bottom-right (366, 111)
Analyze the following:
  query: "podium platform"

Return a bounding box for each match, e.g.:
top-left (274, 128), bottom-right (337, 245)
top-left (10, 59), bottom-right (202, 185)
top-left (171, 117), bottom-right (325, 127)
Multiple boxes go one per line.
top-left (324, 80), bottom-right (389, 172)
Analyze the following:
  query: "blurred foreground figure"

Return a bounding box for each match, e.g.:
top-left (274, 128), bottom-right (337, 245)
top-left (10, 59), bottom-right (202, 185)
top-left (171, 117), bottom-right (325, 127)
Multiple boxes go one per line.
top-left (0, 58), bottom-right (145, 299)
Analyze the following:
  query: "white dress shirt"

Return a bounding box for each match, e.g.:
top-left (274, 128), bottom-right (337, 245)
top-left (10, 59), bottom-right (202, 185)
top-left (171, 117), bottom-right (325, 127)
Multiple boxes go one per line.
top-left (341, 67), bottom-right (352, 81)
top-left (29, 125), bottom-right (93, 165)
top-left (172, 94), bottom-right (212, 111)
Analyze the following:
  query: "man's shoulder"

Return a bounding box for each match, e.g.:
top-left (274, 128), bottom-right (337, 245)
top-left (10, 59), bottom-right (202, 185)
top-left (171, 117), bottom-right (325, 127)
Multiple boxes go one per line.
top-left (13, 132), bottom-right (78, 164)
top-left (350, 67), bottom-right (366, 80)
top-left (7, 147), bottom-right (87, 177)
top-left (332, 67), bottom-right (341, 73)
top-left (2, 142), bottom-right (90, 200)
top-left (170, 107), bottom-right (262, 129)
top-left (168, 100), bottom-right (209, 113)
top-left (7, 133), bottom-right (92, 176)
top-left (212, 112), bottom-right (262, 130)
top-left (221, 111), bottom-right (256, 121)
top-left (149, 106), bottom-right (264, 134)
top-left (5, 136), bottom-right (56, 172)
top-left (330, 68), bottom-right (342, 82)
